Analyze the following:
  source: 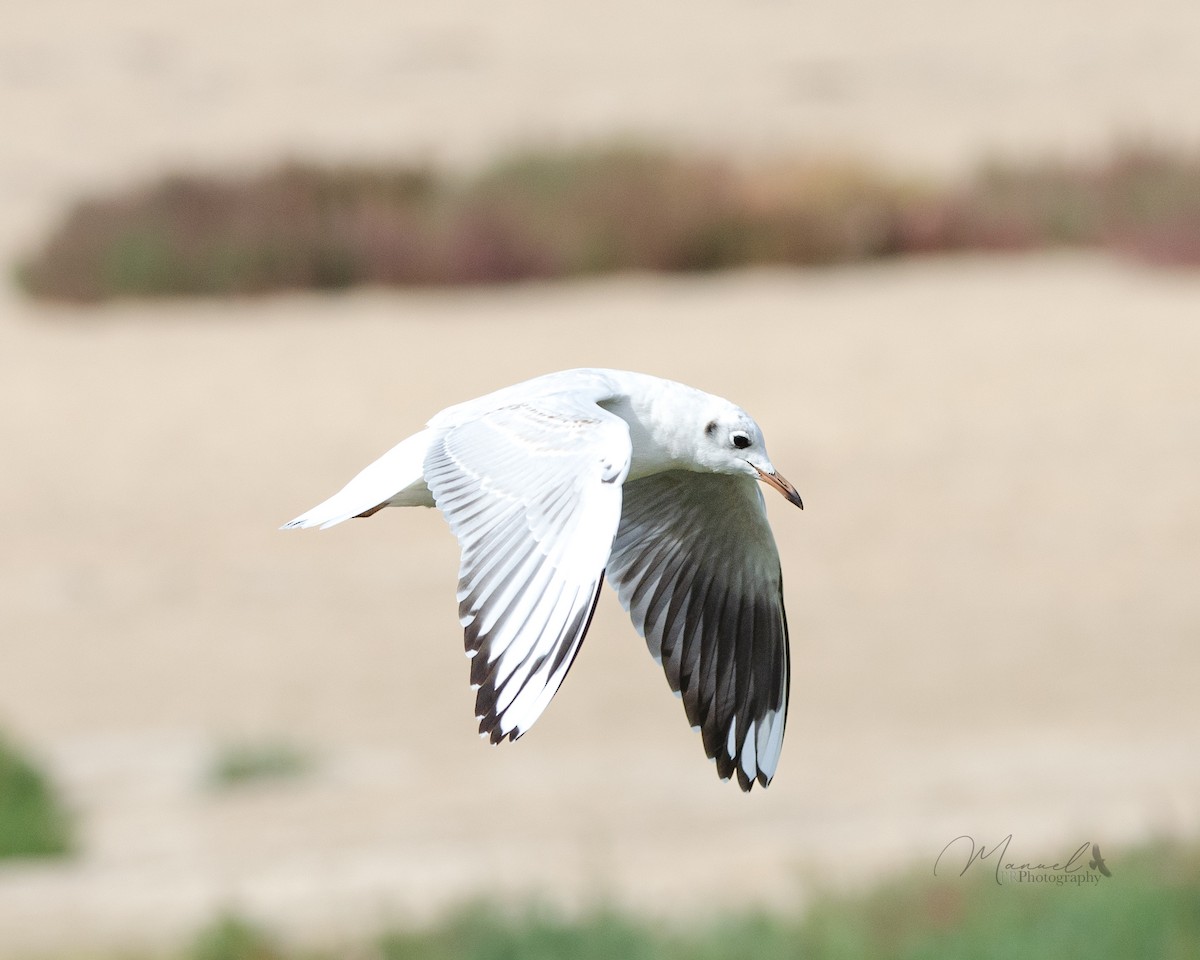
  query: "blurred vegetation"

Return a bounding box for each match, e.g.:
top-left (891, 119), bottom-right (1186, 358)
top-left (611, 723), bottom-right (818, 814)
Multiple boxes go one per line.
top-left (187, 914), bottom-right (285, 960)
top-left (16, 143), bottom-right (1200, 302)
top-left (371, 840), bottom-right (1198, 960)
top-left (89, 839), bottom-right (1200, 959)
top-left (0, 733), bottom-right (73, 859)
top-left (207, 741), bottom-right (313, 789)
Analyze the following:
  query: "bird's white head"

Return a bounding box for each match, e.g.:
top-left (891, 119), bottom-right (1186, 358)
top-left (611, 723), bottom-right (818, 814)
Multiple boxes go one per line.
top-left (698, 405), bottom-right (803, 508)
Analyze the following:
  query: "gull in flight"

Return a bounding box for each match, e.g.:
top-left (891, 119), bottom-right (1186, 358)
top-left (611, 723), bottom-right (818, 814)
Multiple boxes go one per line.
top-left (283, 369), bottom-right (802, 790)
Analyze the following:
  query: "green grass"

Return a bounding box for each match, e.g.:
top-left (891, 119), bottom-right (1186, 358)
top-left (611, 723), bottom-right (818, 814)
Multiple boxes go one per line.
top-left (187, 914), bottom-right (286, 960)
top-left (207, 741), bottom-right (313, 789)
top-left (0, 734), bottom-right (73, 859)
top-left (790, 840), bottom-right (1200, 960)
top-left (17, 142), bottom-right (1200, 302)
top-left (379, 842), bottom-right (1198, 960)
top-left (165, 839), bottom-right (1199, 960)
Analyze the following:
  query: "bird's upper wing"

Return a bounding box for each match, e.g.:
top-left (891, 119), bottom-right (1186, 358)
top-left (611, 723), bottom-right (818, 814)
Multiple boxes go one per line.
top-left (423, 396), bottom-right (632, 743)
top-left (607, 471), bottom-right (790, 790)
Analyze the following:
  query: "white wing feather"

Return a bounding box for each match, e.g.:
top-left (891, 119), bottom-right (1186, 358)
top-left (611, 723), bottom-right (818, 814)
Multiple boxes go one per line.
top-left (423, 397), bottom-right (632, 741)
top-left (282, 429), bottom-right (434, 529)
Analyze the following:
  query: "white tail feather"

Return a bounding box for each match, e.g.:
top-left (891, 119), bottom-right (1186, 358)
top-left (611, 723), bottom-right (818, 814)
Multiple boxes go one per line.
top-left (281, 428), bottom-right (434, 530)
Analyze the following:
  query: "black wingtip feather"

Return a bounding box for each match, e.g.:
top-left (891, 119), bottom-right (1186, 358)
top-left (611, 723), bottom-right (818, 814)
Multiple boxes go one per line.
top-left (469, 573), bottom-right (607, 752)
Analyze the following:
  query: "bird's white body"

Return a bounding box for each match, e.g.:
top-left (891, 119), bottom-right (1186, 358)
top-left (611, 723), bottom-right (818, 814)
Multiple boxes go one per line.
top-left (285, 368), bottom-right (801, 790)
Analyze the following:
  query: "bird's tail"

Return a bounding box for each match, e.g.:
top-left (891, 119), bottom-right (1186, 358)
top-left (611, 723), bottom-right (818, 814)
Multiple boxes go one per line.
top-left (281, 428), bottom-right (434, 530)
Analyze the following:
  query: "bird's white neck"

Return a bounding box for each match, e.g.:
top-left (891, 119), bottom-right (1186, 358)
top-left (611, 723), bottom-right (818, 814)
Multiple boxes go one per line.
top-left (595, 370), bottom-right (714, 482)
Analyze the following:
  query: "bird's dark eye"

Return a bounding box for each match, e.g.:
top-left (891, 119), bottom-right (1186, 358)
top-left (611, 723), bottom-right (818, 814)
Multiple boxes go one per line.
top-left (731, 432), bottom-right (751, 449)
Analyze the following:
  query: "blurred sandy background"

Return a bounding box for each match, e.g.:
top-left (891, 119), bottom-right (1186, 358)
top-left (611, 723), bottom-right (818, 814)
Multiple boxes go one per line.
top-left (2, 1), bottom-right (1199, 953)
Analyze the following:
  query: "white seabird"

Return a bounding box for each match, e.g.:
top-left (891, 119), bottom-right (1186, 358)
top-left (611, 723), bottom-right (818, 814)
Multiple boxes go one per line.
top-left (284, 368), bottom-right (802, 790)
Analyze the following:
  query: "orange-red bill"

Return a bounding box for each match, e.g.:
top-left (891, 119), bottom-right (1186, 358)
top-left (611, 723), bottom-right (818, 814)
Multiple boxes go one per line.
top-left (753, 466), bottom-right (803, 509)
